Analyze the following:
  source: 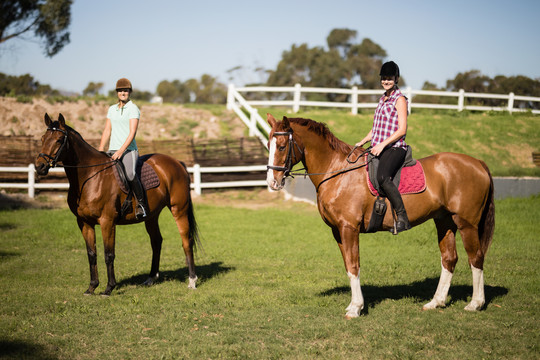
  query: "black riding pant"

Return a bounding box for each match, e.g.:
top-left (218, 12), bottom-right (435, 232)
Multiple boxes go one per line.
top-left (376, 146), bottom-right (406, 197)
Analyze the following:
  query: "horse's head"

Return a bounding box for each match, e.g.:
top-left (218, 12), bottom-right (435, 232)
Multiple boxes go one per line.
top-left (35, 113), bottom-right (69, 175)
top-left (266, 113), bottom-right (304, 191)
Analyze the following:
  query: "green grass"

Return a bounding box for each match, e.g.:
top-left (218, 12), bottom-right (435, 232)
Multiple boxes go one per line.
top-left (258, 107), bottom-right (540, 177)
top-left (0, 194), bottom-right (539, 359)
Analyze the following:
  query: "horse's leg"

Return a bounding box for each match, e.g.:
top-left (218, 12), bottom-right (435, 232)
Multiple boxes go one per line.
top-left (333, 225), bottom-right (364, 319)
top-left (142, 217), bottom-right (163, 286)
top-left (170, 205), bottom-right (197, 289)
top-left (423, 216), bottom-right (458, 310)
top-left (100, 219), bottom-right (117, 296)
top-left (454, 215), bottom-right (485, 311)
top-left (78, 218), bottom-right (99, 295)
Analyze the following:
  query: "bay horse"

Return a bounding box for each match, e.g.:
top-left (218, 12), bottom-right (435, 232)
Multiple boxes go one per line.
top-left (35, 113), bottom-right (200, 296)
top-left (266, 114), bottom-right (495, 319)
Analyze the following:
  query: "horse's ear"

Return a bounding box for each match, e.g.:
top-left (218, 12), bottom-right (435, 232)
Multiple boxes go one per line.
top-left (58, 113), bottom-right (66, 127)
top-left (267, 113), bottom-right (277, 127)
top-left (44, 113), bottom-right (52, 127)
top-left (282, 116), bottom-right (290, 130)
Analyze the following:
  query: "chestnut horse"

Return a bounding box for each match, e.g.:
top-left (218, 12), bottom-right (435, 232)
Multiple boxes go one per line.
top-left (35, 113), bottom-right (200, 296)
top-left (266, 114), bottom-right (495, 318)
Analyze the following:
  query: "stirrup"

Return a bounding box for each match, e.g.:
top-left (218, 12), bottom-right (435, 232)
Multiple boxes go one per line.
top-left (135, 203), bottom-right (147, 219)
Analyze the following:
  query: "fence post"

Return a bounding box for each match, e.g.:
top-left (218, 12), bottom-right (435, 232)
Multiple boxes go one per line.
top-left (193, 164), bottom-right (201, 195)
top-left (293, 83), bottom-right (301, 113)
top-left (28, 163), bottom-right (35, 198)
top-left (405, 87), bottom-right (412, 114)
top-left (508, 92), bottom-right (515, 114)
top-left (351, 86), bottom-right (358, 115)
top-left (227, 84), bottom-right (235, 110)
top-left (249, 108), bottom-right (257, 137)
top-left (458, 89), bottom-right (465, 111)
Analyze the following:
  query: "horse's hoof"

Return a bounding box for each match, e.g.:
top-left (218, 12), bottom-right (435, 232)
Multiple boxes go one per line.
top-left (423, 299), bottom-right (445, 310)
top-left (83, 290), bottom-right (94, 296)
top-left (464, 300), bottom-right (484, 311)
top-left (345, 311), bottom-right (360, 320)
top-left (188, 276), bottom-right (198, 289)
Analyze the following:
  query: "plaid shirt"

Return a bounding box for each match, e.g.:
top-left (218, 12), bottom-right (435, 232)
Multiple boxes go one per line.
top-left (371, 88), bottom-right (408, 150)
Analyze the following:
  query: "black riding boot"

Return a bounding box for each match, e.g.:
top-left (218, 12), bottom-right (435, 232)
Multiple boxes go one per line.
top-left (380, 179), bottom-right (411, 234)
top-left (129, 177), bottom-right (148, 219)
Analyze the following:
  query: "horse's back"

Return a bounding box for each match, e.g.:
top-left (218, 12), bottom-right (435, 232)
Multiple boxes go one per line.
top-left (142, 153), bottom-right (190, 180)
top-left (419, 152), bottom-right (492, 223)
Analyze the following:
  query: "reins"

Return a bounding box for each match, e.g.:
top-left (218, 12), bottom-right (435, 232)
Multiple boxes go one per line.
top-left (268, 128), bottom-right (373, 192)
top-left (292, 146), bottom-right (372, 192)
top-left (39, 126), bottom-right (118, 169)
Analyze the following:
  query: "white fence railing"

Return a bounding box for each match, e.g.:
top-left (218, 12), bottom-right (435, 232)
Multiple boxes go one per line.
top-left (228, 84), bottom-right (540, 116)
top-left (0, 164), bottom-right (269, 198)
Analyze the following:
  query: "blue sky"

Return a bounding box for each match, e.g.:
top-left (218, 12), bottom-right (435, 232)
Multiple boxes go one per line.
top-left (1, 0), bottom-right (539, 94)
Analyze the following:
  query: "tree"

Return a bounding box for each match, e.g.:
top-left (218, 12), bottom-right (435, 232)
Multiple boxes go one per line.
top-left (266, 28), bottom-right (390, 101)
top-left (82, 81), bottom-right (103, 96)
top-left (0, 0), bottom-right (73, 57)
top-left (156, 75), bottom-right (226, 104)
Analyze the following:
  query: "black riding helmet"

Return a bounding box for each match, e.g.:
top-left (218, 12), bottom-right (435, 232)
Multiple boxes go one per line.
top-left (379, 61), bottom-right (400, 82)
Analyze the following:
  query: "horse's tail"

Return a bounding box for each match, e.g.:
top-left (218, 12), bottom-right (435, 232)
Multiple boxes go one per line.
top-left (478, 161), bottom-right (495, 255)
top-left (178, 160), bottom-right (203, 253)
top-left (187, 192), bottom-right (202, 253)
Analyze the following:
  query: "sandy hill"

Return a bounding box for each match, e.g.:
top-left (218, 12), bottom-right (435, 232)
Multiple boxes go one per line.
top-left (0, 97), bottom-right (247, 141)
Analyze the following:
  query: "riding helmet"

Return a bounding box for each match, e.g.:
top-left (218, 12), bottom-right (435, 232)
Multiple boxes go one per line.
top-left (379, 61), bottom-right (400, 78)
top-left (115, 78), bottom-right (132, 90)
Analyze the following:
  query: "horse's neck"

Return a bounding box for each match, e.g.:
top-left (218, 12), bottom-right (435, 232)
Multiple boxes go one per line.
top-left (295, 126), bottom-right (344, 172)
top-left (66, 131), bottom-right (107, 166)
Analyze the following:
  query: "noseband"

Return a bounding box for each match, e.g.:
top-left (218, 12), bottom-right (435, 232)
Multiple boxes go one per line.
top-left (38, 127), bottom-right (68, 168)
top-left (267, 131), bottom-right (304, 177)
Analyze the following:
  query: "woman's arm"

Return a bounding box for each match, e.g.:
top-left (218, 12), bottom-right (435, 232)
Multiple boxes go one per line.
top-left (98, 118), bottom-right (112, 152)
top-left (355, 129), bottom-right (373, 147)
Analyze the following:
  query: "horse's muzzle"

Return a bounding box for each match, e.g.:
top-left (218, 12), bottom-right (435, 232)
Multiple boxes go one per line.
top-left (35, 162), bottom-right (50, 176)
top-left (267, 175), bottom-right (286, 191)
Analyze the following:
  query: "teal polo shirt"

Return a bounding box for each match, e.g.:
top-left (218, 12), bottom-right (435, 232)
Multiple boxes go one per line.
top-left (106, 100), bottom-right (140, 151)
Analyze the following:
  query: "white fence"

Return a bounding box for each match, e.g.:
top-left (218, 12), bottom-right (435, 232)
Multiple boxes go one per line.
top-left (0, 164), bottom-right (269, 198)
top-left (228, 83), bottom-right (540, 116)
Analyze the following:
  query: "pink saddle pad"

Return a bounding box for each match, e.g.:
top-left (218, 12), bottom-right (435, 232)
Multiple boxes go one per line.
top-left (367, 161), bottom-right (426, 196)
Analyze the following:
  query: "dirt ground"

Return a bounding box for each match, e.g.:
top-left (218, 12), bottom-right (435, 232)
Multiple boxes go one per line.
top-left (0, 97), bottom-right (246, 140)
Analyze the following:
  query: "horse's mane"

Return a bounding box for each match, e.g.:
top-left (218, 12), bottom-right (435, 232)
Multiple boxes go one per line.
top-left (288, 117), bottom-right (353, 155)
top-left (50, 121), bottom-right (100, 152)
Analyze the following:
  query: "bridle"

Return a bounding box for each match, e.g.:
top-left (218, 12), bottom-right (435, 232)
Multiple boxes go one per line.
top-left (37, 126), bottom-right (117, 169)
top-left (266, 131), bottom-right (304, 177)
top-left (267, 129), bottom-right (373, 191)
top-left (37, 127), bottom-right (68, 168)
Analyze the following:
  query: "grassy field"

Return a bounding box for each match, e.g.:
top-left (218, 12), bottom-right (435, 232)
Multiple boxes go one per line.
top-left (258, 108), bottom-right (540, 177)
top-left (0, 191), bottom-right (538, 359)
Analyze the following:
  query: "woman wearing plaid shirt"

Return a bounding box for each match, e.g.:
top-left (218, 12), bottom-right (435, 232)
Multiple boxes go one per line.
top-left (356, 61), bottom-right (411, 233)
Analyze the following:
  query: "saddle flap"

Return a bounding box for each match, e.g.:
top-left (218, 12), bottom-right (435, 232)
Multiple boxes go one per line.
top-left (112, 155), bottom-right (160, 194)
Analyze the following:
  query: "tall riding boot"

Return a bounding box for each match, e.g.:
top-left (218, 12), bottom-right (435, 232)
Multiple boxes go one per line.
top-left (129, 177), bottom-right (148, 220)
top-left (380, 179), bottom-right (411, 234)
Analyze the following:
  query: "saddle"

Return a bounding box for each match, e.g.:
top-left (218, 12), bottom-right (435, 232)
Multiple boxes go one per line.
top-left (112, 154), bottom-right (160, 194)
top-left (112, 154), bottom-right (160, 218)
top-left (365, 147), bottom-right (426, 233)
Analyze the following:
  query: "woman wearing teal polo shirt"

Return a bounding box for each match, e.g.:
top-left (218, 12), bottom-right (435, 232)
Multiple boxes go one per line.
top-left (99, 77), bottom-right (148, 219)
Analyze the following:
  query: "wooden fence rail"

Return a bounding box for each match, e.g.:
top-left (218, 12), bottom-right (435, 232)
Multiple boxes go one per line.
top-left (0, 164), bottom-right (269, 198)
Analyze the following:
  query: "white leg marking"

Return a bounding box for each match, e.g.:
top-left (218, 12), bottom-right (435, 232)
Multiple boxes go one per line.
top-left (423, 260), bottom-right (453, 310)
top-left (266, 138), bottom-right (278, 188)
top-left (345, 271), bottom-right (364, 319)
top-left (188, 276), bottom-right (198, 289)
top-left (465, 265), bottom-right (485, 311)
